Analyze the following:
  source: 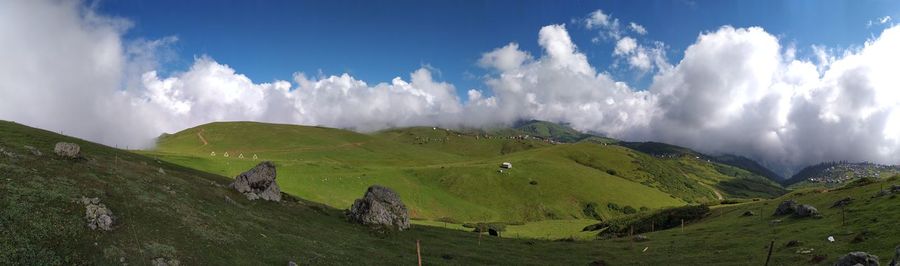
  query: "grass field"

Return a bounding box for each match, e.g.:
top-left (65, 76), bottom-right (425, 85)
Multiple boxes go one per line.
top-left (140, 121), bottom-right (784, 225)
top-left (2, 120), bottom-right (899, 265)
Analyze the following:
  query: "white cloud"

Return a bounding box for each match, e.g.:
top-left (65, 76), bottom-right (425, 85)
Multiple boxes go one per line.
top-left (629, 22), bottom-right (647, 35)
top-left (868, 15), bottom-right (892, 27)
top-left (3, 1), bottom-right (900, 174)
top-left (584, 9), bottom-right (621, 39)
top-left (614, 37), bottom-right (638, 55)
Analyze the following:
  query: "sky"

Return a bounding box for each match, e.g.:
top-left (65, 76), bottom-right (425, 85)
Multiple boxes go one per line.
top-left (1, 0), bottom-right (900, 176)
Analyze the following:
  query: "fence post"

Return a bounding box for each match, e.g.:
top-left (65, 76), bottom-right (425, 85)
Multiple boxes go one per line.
top-left (416, 240), bottom-right (422, 266)
top-left (764, 240), bottom-right (775, 266)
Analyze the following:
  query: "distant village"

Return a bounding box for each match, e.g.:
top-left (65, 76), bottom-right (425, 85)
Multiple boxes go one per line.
top-left (805, 163), bottom-right (900, 184)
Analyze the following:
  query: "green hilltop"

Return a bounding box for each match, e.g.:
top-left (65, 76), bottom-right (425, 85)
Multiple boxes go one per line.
top-left (145, 121), bottom-right (785, 224)
top-left (2, 120), bottom-right (899, 265)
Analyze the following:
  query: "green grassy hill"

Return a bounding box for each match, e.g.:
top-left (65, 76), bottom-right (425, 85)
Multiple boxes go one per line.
top-left (2, 120), bottom-right (898, 265)
top-left (144, 121), bottom-right (785, 225)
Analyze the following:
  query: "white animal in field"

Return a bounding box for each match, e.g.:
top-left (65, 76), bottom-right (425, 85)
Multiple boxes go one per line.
top-left (238, 153), bottom-right (244, 159)
top-left (253, 154), bottom-right (258, 160)
top-left (224, 152), bottom-right (230, 158)
top-left (210, 151), bottom-right (216, 156)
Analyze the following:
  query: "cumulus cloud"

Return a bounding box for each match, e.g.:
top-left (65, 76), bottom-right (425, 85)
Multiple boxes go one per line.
top-left (3, 1), bottom-right (900, 174)
top-left (629, 22), bottom-right (647, 35)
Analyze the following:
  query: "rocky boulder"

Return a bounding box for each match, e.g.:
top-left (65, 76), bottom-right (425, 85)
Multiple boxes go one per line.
top-left (773, 199), bottom-right (798, 216)
top-left (346, 185), bottom-right (410, 231)
top-left (794, 204), bottom-right (820, 218)
top-left (80, 197), bottom-right (114, 231)
top-left (54, 142), bottom-right (81, 158)
top-left (834, 251), bottom-right (879, 266)
top-left (229, 161), bottom-right (281, 201)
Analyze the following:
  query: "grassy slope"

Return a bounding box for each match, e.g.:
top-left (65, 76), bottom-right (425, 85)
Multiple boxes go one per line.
top-left (144, 122), bottom-right (783, 225)
top-left (2, 120), bottom-right (898, 265)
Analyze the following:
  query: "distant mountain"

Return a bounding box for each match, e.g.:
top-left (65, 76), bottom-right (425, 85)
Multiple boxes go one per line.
top-left (619, 141), bottom-right (783, 183)
top-left (784, 162), bottom-right (900, 186)
top-left (513, 120), bottom-right (593, 143)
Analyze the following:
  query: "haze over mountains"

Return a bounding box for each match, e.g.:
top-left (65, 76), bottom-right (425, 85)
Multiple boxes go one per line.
top-left (2, 1), bottom-right (900, 175)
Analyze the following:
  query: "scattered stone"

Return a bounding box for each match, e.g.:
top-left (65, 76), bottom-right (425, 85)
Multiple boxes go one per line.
top-left (831, 197), bottom-right (854, 208)
top-left (741, 210), bottom-right (756, 217)
top-left (23, 145), bottom-right (41, 156)
top-left (288, 261), bottom-right (298, 266)
top-left (785, 240), bottom-right (802, 247)
top-left (796, 248), bottom-right (814, 254)
top-left (834, 251), bottom-right (879, 266)
top-left (769, 219), bottom-right (782, 225)
top-left (229, 161), bottom-right (281, 202)
top-left (773, 199), bottom-right (798, 216)
top-left (54, 142), bottom-right (81, 158)
top-left (158, 167), bottom-right (166, 175)
top-left (0, 146), bottom-right (18, 158)
top-left (346, 185), bottom-right (410, 231)
top-left (80, 196), bottom-right (114, 231)
top-left (633, 235), bottom-right (650, 242)
top-left (150, 257), bottom-right (181, 266)
top-left (794, 204), bottom-right (820, 218)
top-left (892, 185), bottom-right (900, 194)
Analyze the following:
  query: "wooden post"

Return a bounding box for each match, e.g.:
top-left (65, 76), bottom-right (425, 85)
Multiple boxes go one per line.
top-left (651, 222), bottom-right (655, 232)
top-left (681, 219), bottom-right (684, 232)
top-left (764, 240), bottom-right (775, 266)
top-left (841, 206), bottom-right (846, 226)
top-left (416, 240), bottom-right (422, 266)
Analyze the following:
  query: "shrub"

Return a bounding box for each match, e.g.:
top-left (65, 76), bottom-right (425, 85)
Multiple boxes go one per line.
top-left (606, 169), bottom-right (618, 176)
top-left (584, 205), bottom-right (711, 237)
top-left (582, 202), bottom-right (602, 219)
top-left (607, 203), bottom-right (622, 212)
top-left (622, 205), bottom-right (637, 214)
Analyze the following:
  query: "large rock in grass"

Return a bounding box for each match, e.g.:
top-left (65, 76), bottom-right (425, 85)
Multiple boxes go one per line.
top-left (229, 161), bottom-right (281, 202)
top-left (80, 197), bottom-right (114, 231)
top-left (54, 142), bottom-right (80, 158)
top-left (834, 251), bottom-right (879, 266)
top-left (347, 185), bottom-right (410, 230)
top-left (794, 204), bottom-right (820, 218)
top-left (773, 199), bottom-right (798, 216)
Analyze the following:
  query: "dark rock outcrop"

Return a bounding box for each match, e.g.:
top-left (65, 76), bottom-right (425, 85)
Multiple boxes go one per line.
top-left (831, 197), bottom-right (853, 208)
top-left (229, 161), bottom-right (281, 201)
top-left (773, 199), bottom-right (798, 216)
top-left (54, 142), bottom-right (80, 158)
top-left (346, 185), bottom-right (410, 231)
top-left (834, 251), bottom-right (879, 266)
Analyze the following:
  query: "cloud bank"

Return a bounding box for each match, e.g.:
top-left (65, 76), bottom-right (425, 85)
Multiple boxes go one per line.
top-left (2, 2), bottom-right (900, 174)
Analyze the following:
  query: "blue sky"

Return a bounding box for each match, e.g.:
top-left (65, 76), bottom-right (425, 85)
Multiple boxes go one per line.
top-left (4, 0), bottom-right (900, 171)
top-left (99, 0), bottom-right (899, 100)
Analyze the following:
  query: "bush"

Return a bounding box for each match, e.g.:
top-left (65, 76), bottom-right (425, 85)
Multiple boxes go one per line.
top-left (529, 180), bottom-right (538, 185)
top-left (584, 205), bottom-right (710, 237)
top-left (607, 203), bottom-right (622, 212)
top-left (582, 202), bottom-right (602, 219)
top-left (622, 205), bottom-right (637, 214)
top-left (606, 169), bottom-right (618, 176)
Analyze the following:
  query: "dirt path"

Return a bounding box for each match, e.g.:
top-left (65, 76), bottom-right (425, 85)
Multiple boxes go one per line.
top-left (197, 129), bottom-right (208, 146)
top-left (698, 181), bottom-right (724, 200)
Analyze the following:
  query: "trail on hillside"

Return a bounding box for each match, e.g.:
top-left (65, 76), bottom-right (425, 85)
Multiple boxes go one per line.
top-left (699, 182), bottom-right (724, 200)
top-left (197, 129), bottom-right (208, 146)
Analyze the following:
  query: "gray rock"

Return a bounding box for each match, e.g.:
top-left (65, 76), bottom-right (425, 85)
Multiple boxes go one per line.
top-left (795, 204), bottom-right (820, 218)
top-left (773, 199), bottom-right (798, 216)
top-left (347, 185), bottom-right (410, 230)
top-left (229, 161), bottom-right (281, 202)
top-left (23, 145), bottom-right (41, 156)
top-left (81, 197), bottom-right (114, 231)
top-left (0, 147), bottom-right (18, 158)
top-left (831, 197), bottom-right (854, 208)
top-left (54, 142), bottom-right (81, 158)
top-left (158, 167), bottom-right (166, 175)
top-left (890, 245), bottom-right (899, 266)
top-left (892, 185), bottom-right (900, 194)
top-left (834, 251), bottom-right (879, 266)
top-left (288, 261), bottom-right (298, 266)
